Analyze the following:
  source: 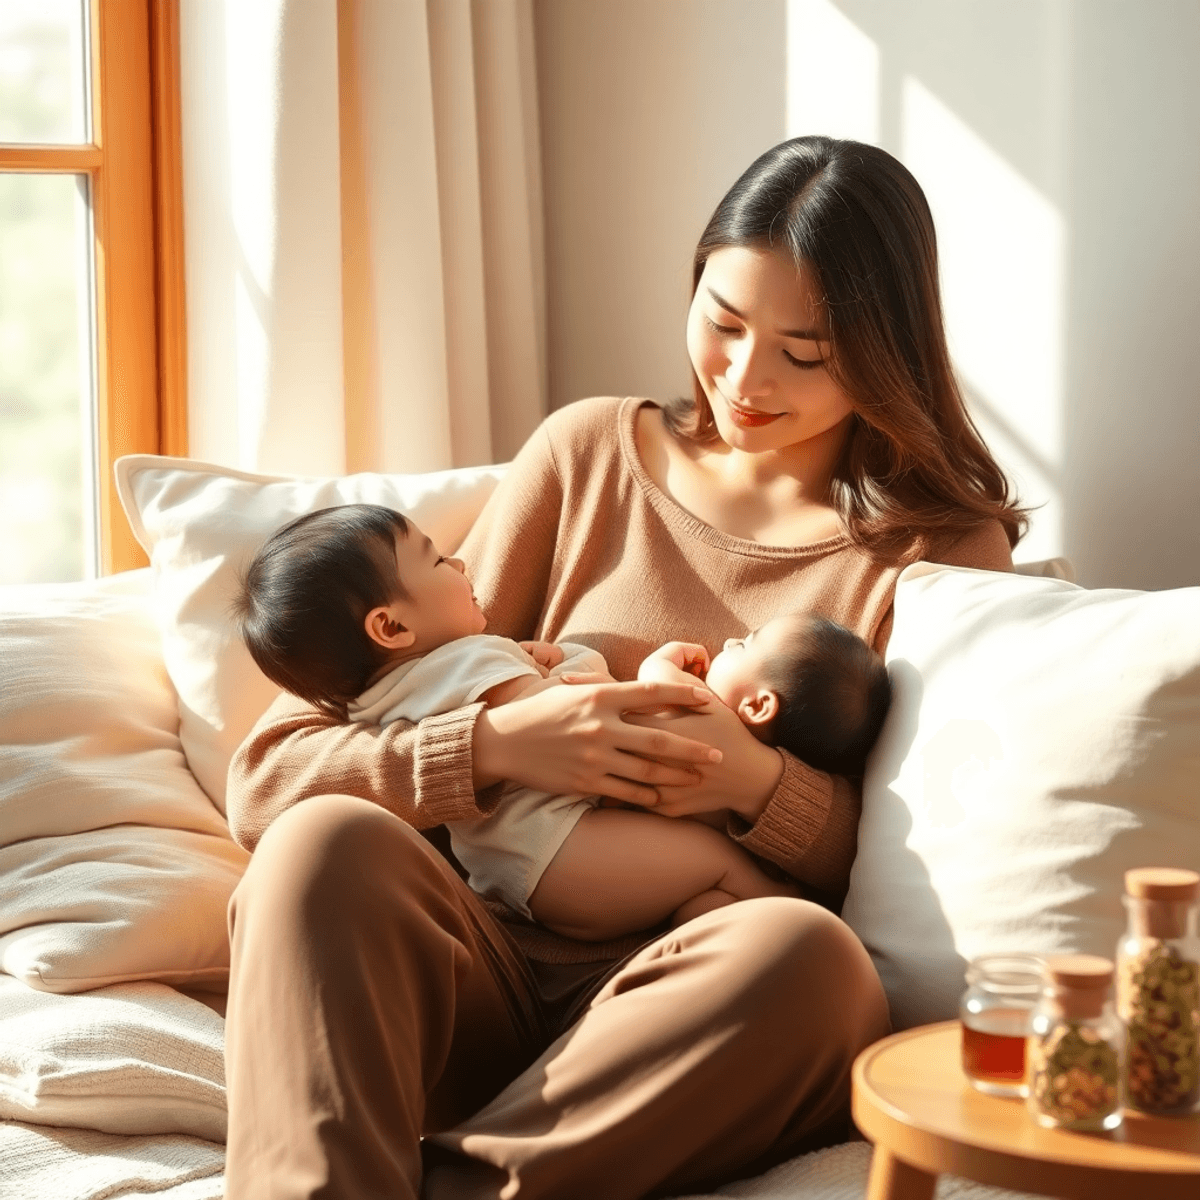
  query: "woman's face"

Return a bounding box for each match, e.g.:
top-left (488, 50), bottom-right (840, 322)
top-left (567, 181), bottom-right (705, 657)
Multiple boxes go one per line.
top-left (686, 245), bottom-right (855, 457)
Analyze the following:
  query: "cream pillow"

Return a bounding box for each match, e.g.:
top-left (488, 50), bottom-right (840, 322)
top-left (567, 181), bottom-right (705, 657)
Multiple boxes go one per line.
top-left (115, 455), bottom-right (508, 811)
top-left (0, 974), bottom-right (225, 1141)
top-left (0, 572), bottom-right (248, 992)
top-left (842, 563), bottom-right (1200, 1031)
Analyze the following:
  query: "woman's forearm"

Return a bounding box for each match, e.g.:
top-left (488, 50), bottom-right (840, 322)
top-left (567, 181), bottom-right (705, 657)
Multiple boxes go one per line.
top-left (627, 705), bottom-right (858, 896)
top-left (725, 736), bottom-right (786, 822)
top-left (471, 705), bottom-right (508, 790)
top-left (730, 756), bottom-right (862, 899)
top-left (625, 701), bottom-right (781, 820)
top-left (226, 691), bottom-right (485, 852)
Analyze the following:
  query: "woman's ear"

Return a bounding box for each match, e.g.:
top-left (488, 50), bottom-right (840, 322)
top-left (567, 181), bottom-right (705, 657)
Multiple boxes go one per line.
top-left (364, 605), bottom-right (415, 651)
top-left (737, 688), bottom-right (779, 729)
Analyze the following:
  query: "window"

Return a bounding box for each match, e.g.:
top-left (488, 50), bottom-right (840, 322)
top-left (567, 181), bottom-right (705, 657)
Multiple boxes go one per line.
top-left (0, 0), bottom-right (185, 580)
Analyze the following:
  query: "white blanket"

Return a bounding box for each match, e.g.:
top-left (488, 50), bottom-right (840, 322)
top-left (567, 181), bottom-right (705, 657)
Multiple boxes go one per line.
top-left (0, 976), bottom-right (225, 1142)
top-left (672, 1142), bottom-right (1039, 1199)
top-left (0, 1121), bottom-right (224, 1200)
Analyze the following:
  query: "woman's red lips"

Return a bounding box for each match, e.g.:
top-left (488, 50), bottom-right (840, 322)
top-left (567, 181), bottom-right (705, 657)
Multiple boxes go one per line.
top-left (726, 399), bottom-right (781, 428)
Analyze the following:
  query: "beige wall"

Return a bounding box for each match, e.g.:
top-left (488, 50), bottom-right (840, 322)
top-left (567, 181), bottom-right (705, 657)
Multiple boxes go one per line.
top-left (535, 0), bottom-right (1200, 590)
top-left (535, 0), bottom-right (786, 414)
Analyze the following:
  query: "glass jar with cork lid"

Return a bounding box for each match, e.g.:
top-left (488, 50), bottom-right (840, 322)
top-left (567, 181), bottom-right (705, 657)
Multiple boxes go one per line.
top-left (1117, 867), bottom-right (1200, 1115)
top-left (1027, 954), bottom-right (1123, 1131)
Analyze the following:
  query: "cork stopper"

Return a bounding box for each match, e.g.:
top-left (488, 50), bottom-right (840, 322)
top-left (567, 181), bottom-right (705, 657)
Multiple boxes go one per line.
top-left (1125, 868), bottom-right (1200, 902)
top-left (1043, 955), bottom-right (1113, 1019)
top-left (1125, 868), bottom-right (1200, 938)
top-left (1045, 954), bottom-right (1113, 989)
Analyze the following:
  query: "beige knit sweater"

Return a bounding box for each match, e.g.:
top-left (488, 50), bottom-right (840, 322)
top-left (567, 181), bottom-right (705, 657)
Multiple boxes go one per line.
top-left (227, 397), bottom-right (1013, 963)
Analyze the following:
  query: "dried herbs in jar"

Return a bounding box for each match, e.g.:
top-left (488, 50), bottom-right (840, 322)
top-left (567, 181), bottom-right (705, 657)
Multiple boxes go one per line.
top-left (1026, 955), bottom-right (1123, 1132)
top-left (1117, 867), bottom-right (1200, 1115)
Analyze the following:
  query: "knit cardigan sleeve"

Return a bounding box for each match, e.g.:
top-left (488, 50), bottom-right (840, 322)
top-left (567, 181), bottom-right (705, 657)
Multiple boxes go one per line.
top-left (225, 695), bottom-right (492, 854)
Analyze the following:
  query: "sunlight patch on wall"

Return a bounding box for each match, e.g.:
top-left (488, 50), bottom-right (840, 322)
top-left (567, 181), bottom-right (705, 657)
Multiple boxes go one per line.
top-left (902, 76), bottom-right (1065, 560)
top-left (785, 0), bottom-right (879, 143)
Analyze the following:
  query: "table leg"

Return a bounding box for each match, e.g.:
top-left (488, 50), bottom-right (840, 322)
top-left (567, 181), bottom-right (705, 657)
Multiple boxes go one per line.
top-left (866, 1146), bottom-right (937, 1200)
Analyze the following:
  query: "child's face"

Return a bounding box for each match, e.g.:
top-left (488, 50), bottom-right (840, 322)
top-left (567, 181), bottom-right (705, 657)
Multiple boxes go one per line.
top-left (704, 613), bottom-right (811, 714)
top-left (389, 523), bottom-right (487, 652)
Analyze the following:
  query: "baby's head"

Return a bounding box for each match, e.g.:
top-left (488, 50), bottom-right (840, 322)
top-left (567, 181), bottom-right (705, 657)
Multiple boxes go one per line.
top-left (705, 613), bottom-right (891, 777)
top-left (233, 503), bottom-right (485, 718)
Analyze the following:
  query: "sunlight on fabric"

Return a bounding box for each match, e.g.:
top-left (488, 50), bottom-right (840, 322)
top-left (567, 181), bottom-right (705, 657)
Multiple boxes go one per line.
top-left (902, 77), bottom-right (1065, 561)
top-left (785, 0), bottom-right (879, 143)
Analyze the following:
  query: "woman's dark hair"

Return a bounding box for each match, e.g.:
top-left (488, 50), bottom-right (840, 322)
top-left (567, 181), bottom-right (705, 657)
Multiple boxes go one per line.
top-left (663, 135), bottom-right (1027, 555)
top-left (232, 504), bottom-right (410, 719)
top-left (766, 616), bottom-right (891, 778)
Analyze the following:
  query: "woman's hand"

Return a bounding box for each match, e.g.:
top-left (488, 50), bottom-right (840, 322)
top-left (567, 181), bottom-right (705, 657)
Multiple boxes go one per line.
top-left (622, 699), bottom-right (784, 823)
top-left (473, 679), bottom-right (722, 806)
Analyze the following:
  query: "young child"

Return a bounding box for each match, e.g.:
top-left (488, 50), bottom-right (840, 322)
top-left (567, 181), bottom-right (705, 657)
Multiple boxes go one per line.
top-left (234, 504), bottom-right (891, 941)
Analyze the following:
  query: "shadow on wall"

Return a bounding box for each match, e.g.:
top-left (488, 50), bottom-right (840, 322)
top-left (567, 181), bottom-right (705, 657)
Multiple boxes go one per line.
top-left (794, 0), bottom-right (1200, 590)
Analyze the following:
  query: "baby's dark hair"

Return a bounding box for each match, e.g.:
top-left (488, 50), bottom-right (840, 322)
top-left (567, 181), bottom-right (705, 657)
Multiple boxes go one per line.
top-left (764, 616), bottom-right (892, 777)
top-left (232, 504), bottom-right (410, 719)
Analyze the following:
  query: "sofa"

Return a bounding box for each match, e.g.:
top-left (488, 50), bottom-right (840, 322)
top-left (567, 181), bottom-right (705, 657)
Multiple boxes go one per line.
top-left (1, 454), bottom-right (1197, 1200)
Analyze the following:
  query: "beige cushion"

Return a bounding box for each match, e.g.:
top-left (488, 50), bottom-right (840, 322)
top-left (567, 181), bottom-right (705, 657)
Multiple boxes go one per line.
top-left (0, 974), bottom-right (225, 1141)
top-left (0, 572), bottom-right (248, 992)
top-left (115, 455), bottom-right (507, 811)
top-left (842, 563), bottom-right (1200, 1031)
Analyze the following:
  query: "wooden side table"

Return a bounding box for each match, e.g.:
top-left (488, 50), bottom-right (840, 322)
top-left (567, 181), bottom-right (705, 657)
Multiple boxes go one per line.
top-left (851, 1021), bottom-right (1200, 1200)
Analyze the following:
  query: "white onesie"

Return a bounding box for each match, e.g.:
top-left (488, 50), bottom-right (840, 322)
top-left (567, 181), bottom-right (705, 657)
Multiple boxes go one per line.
top-left (348, 635), bottom-right (608, 917)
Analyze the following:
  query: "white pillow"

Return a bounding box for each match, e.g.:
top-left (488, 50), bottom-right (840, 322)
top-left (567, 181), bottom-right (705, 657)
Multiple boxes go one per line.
top-left (842, 563), bottom-right (1200, 1031)
top-left (0, 573), bottom-right (248, 993)
top-left (115, 455), bottom-right (508, 810)
top-left (0, 974), bottom-right (225, 1141)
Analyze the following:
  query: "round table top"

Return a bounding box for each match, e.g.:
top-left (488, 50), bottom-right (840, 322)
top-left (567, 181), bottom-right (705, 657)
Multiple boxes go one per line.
top-left (851, 1021), bottom-right (1200, 1200)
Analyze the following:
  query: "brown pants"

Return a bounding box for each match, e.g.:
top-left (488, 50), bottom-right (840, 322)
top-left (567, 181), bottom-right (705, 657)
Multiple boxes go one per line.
top-left (224, 794), bottom-right (888, 1199)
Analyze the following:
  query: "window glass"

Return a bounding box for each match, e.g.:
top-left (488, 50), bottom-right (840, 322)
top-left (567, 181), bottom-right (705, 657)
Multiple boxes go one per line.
top-left (0, 172), bottom-right (95, 583)
top-left (0, 0), bottom-right (88, 144)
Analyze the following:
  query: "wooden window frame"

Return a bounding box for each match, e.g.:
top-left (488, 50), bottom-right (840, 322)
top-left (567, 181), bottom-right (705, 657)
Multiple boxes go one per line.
top-left (0, 0), bottom-right (186, 574)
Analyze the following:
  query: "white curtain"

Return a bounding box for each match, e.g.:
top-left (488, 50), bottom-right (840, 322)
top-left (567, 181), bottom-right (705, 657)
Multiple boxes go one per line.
top-left (178, 0), bottom-right (546, 476)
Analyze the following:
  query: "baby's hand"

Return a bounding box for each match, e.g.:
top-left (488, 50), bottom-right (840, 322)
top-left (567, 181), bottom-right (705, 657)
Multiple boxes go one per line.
top-left (519, 640), bottom-right (565, 677)
top-left (649, 641), bottom-right (711, 679)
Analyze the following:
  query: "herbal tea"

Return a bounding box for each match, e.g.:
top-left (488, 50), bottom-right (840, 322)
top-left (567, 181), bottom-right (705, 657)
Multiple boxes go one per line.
top-left (961, 1008), bottom-right (1028, 1094)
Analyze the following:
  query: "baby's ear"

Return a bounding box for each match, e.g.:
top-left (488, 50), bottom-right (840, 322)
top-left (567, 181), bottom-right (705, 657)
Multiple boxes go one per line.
top-left (364, 605), bottom-right (415, 650)
top-left (737, 688), bottom-right (779, 728)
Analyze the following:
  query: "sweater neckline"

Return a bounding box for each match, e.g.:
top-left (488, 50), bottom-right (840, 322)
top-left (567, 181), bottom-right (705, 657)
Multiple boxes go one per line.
top-left (616, 397), bottom-right (855, 560)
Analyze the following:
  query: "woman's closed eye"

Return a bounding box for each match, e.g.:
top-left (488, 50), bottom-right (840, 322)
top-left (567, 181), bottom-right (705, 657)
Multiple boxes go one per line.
top-left (783, 348), bottom-right (824, 370)
top-left (706, 315), bottom-right (824, 371)
top-left (704, 315), bottom-right (739, 336)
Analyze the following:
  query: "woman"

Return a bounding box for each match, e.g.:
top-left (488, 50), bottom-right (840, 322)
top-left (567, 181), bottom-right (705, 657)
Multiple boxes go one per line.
top-left (223, 136), bottom-right (1024, 1200)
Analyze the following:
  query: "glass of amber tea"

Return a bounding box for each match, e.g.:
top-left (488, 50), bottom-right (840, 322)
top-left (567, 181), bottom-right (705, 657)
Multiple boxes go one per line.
top-left (960, 954), bottom-right (1043, 1097)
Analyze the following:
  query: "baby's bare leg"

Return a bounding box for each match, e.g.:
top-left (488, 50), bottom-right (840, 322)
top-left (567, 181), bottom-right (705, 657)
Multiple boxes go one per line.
top-left (528, 808), bottom-right (800, 942)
